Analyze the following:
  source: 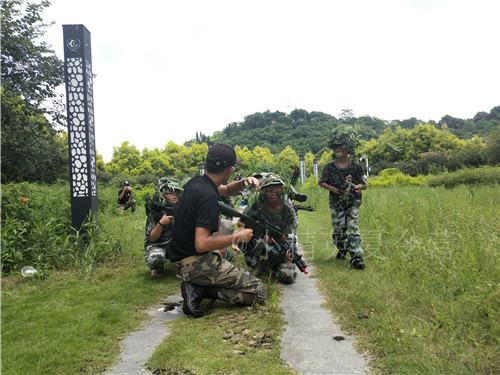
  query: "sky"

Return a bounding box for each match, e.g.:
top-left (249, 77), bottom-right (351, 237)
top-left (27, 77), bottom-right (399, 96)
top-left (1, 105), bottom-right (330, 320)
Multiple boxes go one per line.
top-left (42, 0), bottom-right (500, 161)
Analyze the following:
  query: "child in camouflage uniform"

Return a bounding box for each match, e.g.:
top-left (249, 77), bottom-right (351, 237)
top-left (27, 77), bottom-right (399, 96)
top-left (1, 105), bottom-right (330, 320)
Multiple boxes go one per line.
top-left (242, 176), bottom-right (298, 284)
top-left (144, 178), bottom-right (183, 277)
top-left (319, 144), bottom-right (368, 270)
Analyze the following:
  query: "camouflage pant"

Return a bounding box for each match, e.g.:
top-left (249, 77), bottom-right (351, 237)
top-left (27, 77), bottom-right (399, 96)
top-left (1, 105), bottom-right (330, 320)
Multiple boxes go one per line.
top-left (145, 242), bottom-right (169, 271)
top-left (245, 241), bottom-right (298, 284)
top-left (248, 260), bottom-right (297, 285)
top-left (174, 251), bottom-right (266, 305)
top-left (118, 199), bottom-right (136, 214)
top-left (330, 201), bottom-right (364, 260)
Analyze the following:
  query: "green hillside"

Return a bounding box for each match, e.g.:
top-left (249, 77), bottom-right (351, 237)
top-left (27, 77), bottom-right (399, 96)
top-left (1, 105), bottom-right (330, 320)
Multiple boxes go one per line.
top-left (206, 107), bottom-right (500, 157)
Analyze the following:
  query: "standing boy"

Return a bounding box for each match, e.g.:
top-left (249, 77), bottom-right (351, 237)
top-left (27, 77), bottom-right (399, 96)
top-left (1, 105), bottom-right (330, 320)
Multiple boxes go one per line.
top-left (318, 143), bottom-right (368, 270)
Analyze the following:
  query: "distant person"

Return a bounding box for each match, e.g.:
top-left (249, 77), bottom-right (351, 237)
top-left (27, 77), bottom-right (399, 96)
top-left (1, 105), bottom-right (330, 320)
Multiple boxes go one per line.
top-left (241, 176), bottom-right (298, 284)
top-left (169, 143), bottom-right (266, 318)
top-left (117, 181), bottom-right (136, 215)
top-left (318, 143), bottom-right (368, 270)
top-left (144, 178), bottom-right (183, 277)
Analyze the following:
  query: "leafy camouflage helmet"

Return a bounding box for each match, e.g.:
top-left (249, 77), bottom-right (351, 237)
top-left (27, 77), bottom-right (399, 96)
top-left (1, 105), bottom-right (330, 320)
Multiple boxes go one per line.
top-left (326, 123), bottom-right (361, 152)
top-left (259, 176), bottom-right (285, 189)
top-left (253, 172), bottom-right (280, 181)
top-left (247, 174), bottom-right (293, 207)
top-left (158, 177), bottom-right (183, 194)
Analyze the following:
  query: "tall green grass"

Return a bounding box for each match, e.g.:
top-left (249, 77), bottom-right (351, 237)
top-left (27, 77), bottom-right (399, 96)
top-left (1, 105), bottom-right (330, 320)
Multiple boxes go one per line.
top-left (1, 182), bottom-right (121, 276)
top-left (2, 180), bottom-right (498, 374)
top-left (298, 183), bottom-right (499, 374)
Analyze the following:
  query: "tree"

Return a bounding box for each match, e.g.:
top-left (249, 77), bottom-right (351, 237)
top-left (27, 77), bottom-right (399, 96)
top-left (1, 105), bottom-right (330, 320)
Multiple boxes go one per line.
top-left (290, 109), bottom-right (309, 121)
top-left (1, 0), bottom-right (67, 183)
top-left (250, 146), bottom-right (275, 170)
top-left (339, 109), bottom-right (356, 124)
top-left (489, 106), bottom-right (500, 121)
top-left (108, 141), bottom-right (142, 174)
top-left (274, 146), bottom-right (299, 178)
top-left (1, 0), bottom-right (64, 117)
top-left (318, 150), bottom-right (333, 171)
top-left (234, 145), bottom-right (252, 169)
top-left (485, 131), bottom-right (500, 165)
top-left (1, 91), bottom-right (68, 182)
top-left (304, 152), bottom-right (315, 177)
top-left (405, 124), bottom-right (463, 159)
top-left (439, 115), bottom-right (464, 130)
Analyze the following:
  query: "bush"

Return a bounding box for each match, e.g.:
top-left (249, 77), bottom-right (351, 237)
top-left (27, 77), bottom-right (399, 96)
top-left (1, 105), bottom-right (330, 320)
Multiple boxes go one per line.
top-left (485, 131), bottom-right (500, 165)
top-left (426, 166), bottom-right (500, 188)
top-left (447, 143), bottom-right (488, 170)
top-left (1, 182), bottom-right (120, 275)
top-left (369, 168), bottom-right (428, 187)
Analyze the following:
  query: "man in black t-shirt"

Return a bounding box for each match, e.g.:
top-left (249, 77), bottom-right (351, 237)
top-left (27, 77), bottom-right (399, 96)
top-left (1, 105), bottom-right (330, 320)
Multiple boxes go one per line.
top-left (170, 143), bottom-right (266, 317)
top-left (319, 144), bottom-right (368, 270)
top-left (117, 181), bottom-right (136, 215)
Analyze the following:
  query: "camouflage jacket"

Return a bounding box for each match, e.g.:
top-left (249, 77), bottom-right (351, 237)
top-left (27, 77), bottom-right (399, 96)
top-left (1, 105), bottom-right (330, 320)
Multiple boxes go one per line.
top-left (144, 208), bottom-right (174, 249)
top-left (244, 198), bottom-right (298, 237)
top-left (319, 159), bottom-right (367, 206)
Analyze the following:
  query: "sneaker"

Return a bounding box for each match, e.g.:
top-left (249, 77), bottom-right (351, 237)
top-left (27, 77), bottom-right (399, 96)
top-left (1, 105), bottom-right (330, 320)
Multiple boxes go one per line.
top-left (151, 270), bottom-right (163, 277)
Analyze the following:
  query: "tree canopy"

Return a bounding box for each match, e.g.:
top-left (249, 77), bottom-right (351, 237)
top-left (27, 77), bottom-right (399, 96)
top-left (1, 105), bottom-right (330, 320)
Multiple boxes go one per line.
top-left (1, 0), bottom-right (498, 184)
top-left (1, 0), bottom-right (64, 114)
top-left (1, 0), bottom-right (67, 183)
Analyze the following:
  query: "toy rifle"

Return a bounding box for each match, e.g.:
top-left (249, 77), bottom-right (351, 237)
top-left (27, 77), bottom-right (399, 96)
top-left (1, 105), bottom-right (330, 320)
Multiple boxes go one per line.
top-left (218, 202), bottom-right (308, 274)
top-left (151, 202), bottom-right (177, 216)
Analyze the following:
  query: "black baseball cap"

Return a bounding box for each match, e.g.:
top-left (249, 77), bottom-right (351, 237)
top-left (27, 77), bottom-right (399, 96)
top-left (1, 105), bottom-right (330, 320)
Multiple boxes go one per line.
top-left (205, 143), bottom-right (242, 171)
top-left (124, 181), bottom-right (130, 186)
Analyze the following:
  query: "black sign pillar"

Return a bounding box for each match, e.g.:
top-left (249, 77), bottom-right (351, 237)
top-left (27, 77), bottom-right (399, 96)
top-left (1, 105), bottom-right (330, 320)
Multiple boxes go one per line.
top-left (63, 25), bottom-right (98, 229)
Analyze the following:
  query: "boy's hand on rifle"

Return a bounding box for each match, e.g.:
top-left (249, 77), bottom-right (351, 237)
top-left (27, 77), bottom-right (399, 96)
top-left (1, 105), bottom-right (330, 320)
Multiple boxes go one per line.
top-left (159, 215), bottom-right (174, 226)
top-left (264, 235), bottom-right (273, 245)
top-left (331, 186), bottom-right (342, 195)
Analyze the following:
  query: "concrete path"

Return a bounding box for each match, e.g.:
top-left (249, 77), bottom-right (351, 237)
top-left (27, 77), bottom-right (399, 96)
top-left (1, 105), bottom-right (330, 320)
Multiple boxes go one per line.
top-left (103, 257), bottom-right (369, 374)
top-left (103, 295), bottom-right (184, 375)
top-left (280, 262), bottom-right (368, 375)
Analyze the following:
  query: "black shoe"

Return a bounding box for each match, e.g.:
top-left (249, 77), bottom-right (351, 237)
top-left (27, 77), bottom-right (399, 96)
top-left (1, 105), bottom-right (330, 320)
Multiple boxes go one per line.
top-left (180, 281), bottom-right (205, 318)
top-left (351, 258), bottom-right (366, 270)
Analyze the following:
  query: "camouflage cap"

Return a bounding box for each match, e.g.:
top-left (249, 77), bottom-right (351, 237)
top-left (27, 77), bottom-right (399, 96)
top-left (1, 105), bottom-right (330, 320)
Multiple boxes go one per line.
top-left (158, 177), bottom-right (183, 193)
top-left (254, 172), bottom-right (280, 180)
top-left (260, 176), bottom-right (285, 188)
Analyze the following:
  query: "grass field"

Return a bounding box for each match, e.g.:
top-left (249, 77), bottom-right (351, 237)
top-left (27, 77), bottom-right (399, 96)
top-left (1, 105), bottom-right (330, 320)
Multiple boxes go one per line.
top-left (1, 183), bottom-right (499, 374)
top-left (298, 184), bottom-right (499, 374)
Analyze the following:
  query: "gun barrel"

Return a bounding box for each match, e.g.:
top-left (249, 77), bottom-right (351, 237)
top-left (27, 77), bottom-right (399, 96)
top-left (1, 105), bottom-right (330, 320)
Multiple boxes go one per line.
top-left (218, 202), bottom-right (243, 219)
top-left (294, 205), bottom-right (315, 212)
